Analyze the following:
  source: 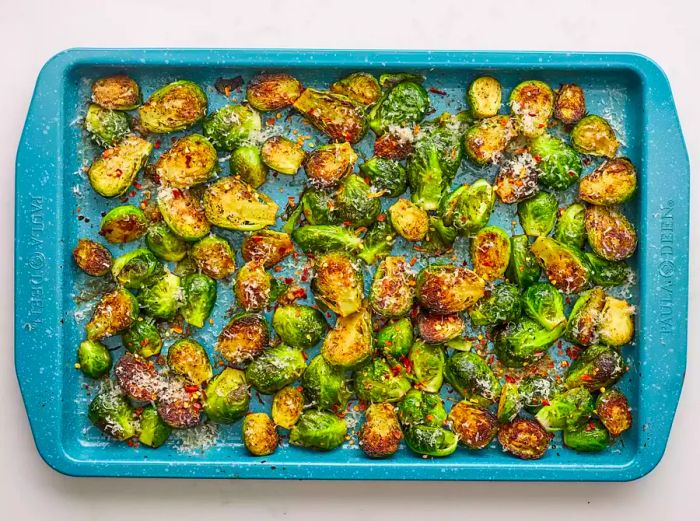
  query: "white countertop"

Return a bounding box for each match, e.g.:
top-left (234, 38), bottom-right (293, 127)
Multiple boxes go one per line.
top-left (2, 1), bottom-right (698, 519)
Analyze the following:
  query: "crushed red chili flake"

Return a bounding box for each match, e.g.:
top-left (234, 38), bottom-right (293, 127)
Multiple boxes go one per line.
top-left (390, 365), bottom-right (402, 377)
top-left (581, 374), bottom-right (593, 381)
top-left (505, 375), bottom-right (517, 384)
top-left (185, 385), bottom-right (199, 393)
top-left (154, 139), bottom-right (161, 149)
top-left (429, 87), bottom-right (447, 96)
top-left (541, 399), bottom-right (551, 406)
top-left (377, 214), bottom-right (386, 222)
top-left (284, 277), bottom-right (294, 285)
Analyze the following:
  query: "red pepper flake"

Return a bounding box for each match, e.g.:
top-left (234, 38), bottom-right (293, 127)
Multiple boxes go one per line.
top-left (505, 375), bottom-right (517, 384)
top-left (154, 139), bottom-right (161, 149)
top-left (284, 277), bottom-right (294, 285)
top-left (171, 188), bottom-right (182, 199)
top-left (358, 401), bottom-right (368, 412)
top-left (377, 214), bottom-right (386, 222)
top-left (342, 220), bottom-right (353, 227)
top-left (129, 190), bottom-right (137, 197)
top-left (293, 288), bottom-right (307, 299)
top-left (287, 196), bottom-right (296, 207)
top-left (429, 87), bottom-right (447, 96)
top-left (409, 257), bottom-right (417, 266)
top-left (533, 155), bottom-right (542, 162)
top-left (581, 374), bottom-right (593, 381)
top-left (301, 267), bottom-right (309, 282)
top-left (185, 385), bottom-right (199, 393)
top-left (266, 117), bottom-right (276, 126)
top-left (390, 365), bottom-right (402, 377)
top-left (541, 399), bottom-right (551, 406)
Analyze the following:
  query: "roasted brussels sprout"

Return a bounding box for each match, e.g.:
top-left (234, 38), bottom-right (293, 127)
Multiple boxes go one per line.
top-left (293, 88), bottom-right (367, 143)
top-left (234, 261), bottom-right (274, 312)
top-left (379, 73), bottom-right (425, 88)
top-left (203, 176), bottom-right (278, 231)
top-left (494, 156), bottom-right (539, 204)
top-left (388, 198), bottom-right (429, 241)
top-left (292, 225), bottom-right (362, 254)
top-left (154, 134), bottom-right (217, 189)
top-left (271, 386), bottom-right (304, 429)
top-left (139, 271), bottom-right (183, 319)
top-left (373, 131), bottom-right (414, 160)
top-left (563, 419), bottom-right (610, 452)
top-left (261, 135), bottom-right (306, 175)
top-left (303, 355), bottom-right (351, 411)
top-left (598, 295), bottom-right (635, 346)
top-left (450, 180), bottom-right (496, 236)
top-left (114, 352), bottom-right (161, 402)
top-left (73, 238), bottom-right (112, 276)
top-left (471, 226), bottom-right (511, 281)
top-left (167, 338), bottom-right (212, 385)
top-left (88, 391), bottom-right (137, 440)
top-left (529, 134), bottom-right (582, 190)
top-left (140, 80), bottom-right (208, 133)
top-left (579, 158), bottom-right (637, 205)
top-left (468, 76), bottom-right (502, 119)
top-left (333, 174), bottom-right (382, 227)
top-left (535, 386), bottom-right (594, 431)
top-left (571, 115), bottom-right (620, 158)
top-left (444, 351), bottom-right (501, 405)
top-left (230, 145), bottom-right (268, 188)
top-left (305, 142), bottom-right (357, 188)
top-left (494, 318), bottom-right (565, 368)
top-left (243, 413), bottom-right (279, 456)
top-left (202, 104), bottom-right (261, 150)
top-left (464, 115), bottom-right (516, 165)
top-left (85, 103), bottom-right (130, 147)
top-left (554, 83), bottom-right (585, 125)
top-left (565, 287), bottom-right (606, 346)
top-left (448, 401), bottom-right (499, 449)
top-left (498, 418), bottom-right (552, 460)
top-left (468, 283), bottom-right (522, 327)
top-left (247, 73), bottom-right (303, 111)
top-left (355, 357), bottom-right (411, 403)
top-left (138, 405), bottom-right (172, 448)
top-left (88, 135), bottom-right (152, 198)
top-left (190, 235), bottom-right (236, 279)
top-left (553, 203), bottom-right (586, 249)
top-left (408, 340), bottom-right (445, 393)
top-left (92, 75), bottom-right (140, 111)
top-left (497, 382), bottom-right (522, 423)
top-left (421, 215), bottom-right (458, 256)
top-left (416, 313), bottom-right (464, 344)
top-left (519, 375), bottom-right (558, 413)
top-left (416, 265), bottom-right (486, 314)
top-left (300, 187), bottom-right (337, 225)
top-left (331, 72), bottom-right (381, 106)
top-left (359, 403), bottom-right (403, 458)
top-left (368, 80), bottom-right (430, 135)
top-left (586, 253), bottom-right (631, 287)
top-left (111, 248), bottom-right (163, 289)
top-left (376, 318), bottom-right (414, 359)
top-left (404, 425), bottom-right (458, 457)
top-left (522, 282), bottom-right (566, 330)
top-left (122, 319), bottom-right (162, 358)
top-left (595, 388), bottom-right (632, 436)
top-left (321, 307), bottom-right (373, 369)
top-left (509, 80), bottom-right (554, 138)
top-left (145, 222), bottom-right (188, 262)
top-left (530, 236), bottom-right (592, 294)
top-left (311, 252), bottom-right (364, 317)
top-left (203, 368), bottom-right (250, 423)
top-left (246, 344), bottom-right (306, 394)
top-left (272, 304), bottom-right (327, 349)
top-left (289, 410), bottom-right (347, 451)
top-left (77, 339), bottom-right (112, 378)
top-left (86, 287), bottom-right (139, 340)
top-left (99, 205), bottom-right (148, 244)
top-left (242, 230), bottom-right (294, 268)
top-left (506, 235), bottom-right (541, 289)
top-left (398, 389), bottom-right (447, 428)
top-left (564, 344), bottom-right (626, 391)
top-left (359, 157), bottom-right (407, 197)
top-left (157, 187), bottom-right (210, 241)
top-left (585, 205), bottom-right (638, 261)
top-left (518, 191), bottom-right (558, 237)
top-left (370, 256), bottom-right (415, 318)
top-left (216, 313), bottom-right (269, 365)
top-left (358, 219), bottom-right (395, 265)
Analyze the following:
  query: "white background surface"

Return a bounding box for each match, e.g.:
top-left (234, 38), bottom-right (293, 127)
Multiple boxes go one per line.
top-left (1, 1), bottom-right (698, 519)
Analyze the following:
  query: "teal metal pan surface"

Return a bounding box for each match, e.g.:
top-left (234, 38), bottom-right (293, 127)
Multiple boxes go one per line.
top-left (15, 49), bottom-right (689, 480)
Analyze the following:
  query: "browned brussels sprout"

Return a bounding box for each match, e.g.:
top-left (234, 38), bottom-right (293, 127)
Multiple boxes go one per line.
top-left (271, 386), bottom-right (304, 429)
top-left (246, 73), bottom-right (303, 111)
top-left (598, 295), bottom-right (635, 347)
top-left (73, 238), bottom-right (112, 276)
top-left (190, 235), bottom-right (236, 280)
top-left (203, 104), bottom-right (262, 150)
top-left (157, 187), bottom-right (211, 241)
top-left (154, 134), bottom-right (218, 188)
top-left (448, 401), bottom-right (499, 449)
top-left (157, 380), bottom-right (202, 429)
top-left (92, 75), bottom-right (141, 110)
top-left (77, 340), bottom-right (112, 379)
top-left (234, 261), bottom-right (275, 312)
top-left (506, 235), bottom-right (541, 289)
top-left (417, 313), bottom-right (464, 344)
top-left (498, 418), bottom-right (553, 460)
top-left (376, 318), bottom-right (414, 359)
top-left (530, 236), bottom-right (592, 294)
top-left (122, 319), bottom-right (162, 358)
top-left (595, 388), bottom-right (632, 436)
top-left (230, 145), bottom-right (268, 188)
top-left (139, 80), bottom-right (208, 133)
top-left (471, 226), bottom-right (511, 281)
top-left (359, 403), bottom-right (403, 458)
top-left (509, 80), bottom-right (554, 138)
top-left (565, 287), bottom-right (606, 346)
top-left (585, 205), bottom-right (638, 261)
top-left (579, 158), bottom-right (637, 205)
top-left (444, 351), bottom-right (501, 405)
top-left (373, 131), bottom-right (414, 160)
top-left (467, 76), bottom-right (502, 119)
top-left (203, 176), bottom-right (278, 231)
top-left (464, 115), bottom-right (516, 165)
top-left (88, 136), bottom-right (152, 198)
top-left (261, 136), bottom-right (306, 175)
top-left (321, 307), bottom-right (373, 369)
top-left (111, 248), bottom-right (163, 289)
top-left (114, 353), bottom-right (161, 402)
top-left (304, 142), bottom-right (357, 188)
top-left (311, 252), bottom-right (364, 317)
top-left (167, 338), bottom-right (212, 385)
top-left (416, 265), bottom-right (486, 314)
top-left (293, 88), bottom-right (367, 143)
top-left (86, 287), bottom-right (139, 340)
top-left (564, 344), bottom-right (626, 391)
top-left (388, 198), bottom-right (429, 241)
top-left (216, 313), bottom-right (269, 366)
top-left (571, 115), bottom-right (620, 158)
top-left (554, 83), bottom-right (586, 125)
top-left (99, 205), bottom-right (148, 244)
top-left (369, 256), bottom-right (415, 318)
top-left (243, 413), bottom-right (279, 456)
top-left (331, 72), bottom-right (381, 106)
top-left (494, 156), bottom-right (539, 204)
top-left (242, 230), bottom-right (294, 268)
top-left (88, 391), bottom-right (138, 441)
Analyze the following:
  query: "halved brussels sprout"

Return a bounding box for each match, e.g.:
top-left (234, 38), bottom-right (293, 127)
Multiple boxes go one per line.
top-left (535, 386), bottom-right (594, 431)
top-left (398, 389), bottom-right (447, 428)
top-left (595, 388), bottom-right (632, 436)
top-left (331, 72), bottom-right (381, 106)
top-left (565, 287), bottom-right (606, 346)
top-left (216, 313), bottom-right (269, 365)
top-left (554, 83), bottom-right (586, 125)
top-left (202, 104), bottom-right (261, 150)
top-left (494, 156), bottom-right (539, 204)
top-left (368, 80), bottom-right (430, 135)
top-left (154, 134), bottom-right (217, 188)
top-left (444, 351), bottom-right (501, 405)
top-left (468, 282), bottom-right (522, 327)
top-left (563, 419), bottom-right (610, 452)
top-left (450, 179), bottom-right (496, 236)
top-left (92, 75), bottom-right (141, 110)
top-left (498, 418), bottom-right (552, 460)
top-left (100, 205), bottom-right (148, 244)
top-left (73, 238), bottom-right (112, 276)
top-left (156, 382), bottom-right (203, 429)
top-left (190, 235), bottom-right (236, 279)
top-left (289, 410), bottom-right (347, 451)
top-left (355, 357), bottom-right (411, 403)
top-left (359, 403), bottom-right (403, 458)
top-left (448, 401), bottom-right (499, 449)
top-left (203, 176), bottom-right (279, 231)
top-left (468, 76), bottom-right (502, 119)
top-left (243, 412), bottom-right (279, 456)
top-left (497, 382), bottom-right (522, 423)
top-left (579, 158), bottom-right (637, 205)
top-left (334, 174), bottom-right (382, 228)
top-left (203, 368), bottom-right (250, 423)
top-left (416, 265), bottom-right (486, 314)
top-left (564, 344), bottom-right (626, 391)
top-left (86, 287), bottom-right (139, 340)
top-left (157, 187), bottom-right (210, 241)
top-left (139, 271), bottom-right (183, 319)
top-left (111, 248), bottom-right (163, 289)
top-left (370, 256), bottom-right (415, 318)
top-left (293, 88), bottom-right (367, 143)
top-left (88, 391), bottom-right (137, 441)
top-left (404, 425), bottom-right (458, 457)
top-left (358, 219), bottom-right (395, 265)
top-left (301, 187), bottom-right (337, 225)
top-left (529, 134), bottom-right (582, 190)
top-left (359, 157), bottom-right (408, 197)
top-left (471, 225), bottom-right (511, 281)
top-left (305, 142), bottom-right (357, 188)
top-left (530, 236), bottom-right (592, 294)
top-left (230, 145), bottom-right (268, 188)
top-left (271, 386), bottom-right (304, 429)
top-left (509, 80), bottom-right (554, 138)
top-left (506, 235), bottom-right (541, 289)
top-left (180, 273), bottom-right (216, 328)
top-left (571, 115), bottom-right (620, 158)
top-left (376, 318), bottom-right (414, 359)
top-left (139, 80), bottom-right (207, 133)
top-left (138, 405), bottom-right (172, 448)
top-left (242, 230), bottom-right (294, 268)
top-left (388, 198), bottom-right (429, 241)
top-left (303, 355), bottom-right (351, 411)
top-left (586, 253), bottom-right (632, 287)
top-left (245, 344), bottom-right (306, 394)
top-left (464, 115), bottom-right (516, 165)
top-left (167, 338), bottom-right (212, 385)
top-left (409, 340), bottom-right (445, 393)
top-left (261, 136), bottom-right (306, 175)
top-left (234, 261), bottom-right (274, 312)
top-left (585, 205), bottom-right (638, 261)
top-left (122, 319), bottom-right (162, 358)
top-left (421, 215), bottom-right (458, 256)
top-left (247, 73), bottom-right (303, 111)
top-left (85, 103), bottom-right (130, 148)
top-left (494, 318), bottom-right (565, 368)
top-left (292, 225), bottom-right (362, 254)
top-left (598, 296), bottom-right (635, 346)
top-left (417, 313), bottom-right (464, 344)
top-left (88, 135), bottom-right (152, 198)
top-left (321, 307), bottom-right (373, 369)
top-left (522, 282), bottom-right (566, 331)
top-left (518, 191), bottom-right (558, 237)
top-left (77, 339), bottom-right (112, 378)
top-left (554, 203), bottom-right (586, 250)
top-left (114, 353), bottom-right (161, 402)
top-left (273, 304), bottom-right (328, 349)
top-left (373, 131), bottom-right (414, 160)
top-left (145, 222), bottom-right (188, 262)
top-left (311, 252), bottom-right (363, 317)
top-left (519, 375), bottom-right (558, 413)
